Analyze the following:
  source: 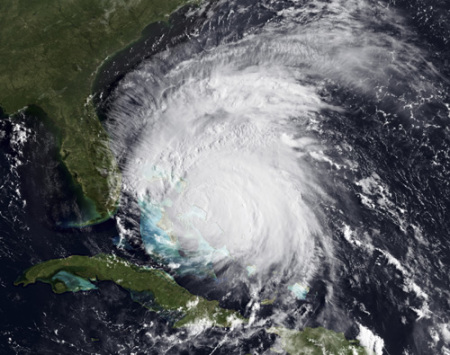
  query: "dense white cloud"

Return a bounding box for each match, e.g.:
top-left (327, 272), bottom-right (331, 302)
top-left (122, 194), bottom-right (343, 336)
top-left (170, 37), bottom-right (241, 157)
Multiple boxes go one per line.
top-left (107, 0), bottom-right (435, 324)
top-left (113, 51), bottom-right (331, 280)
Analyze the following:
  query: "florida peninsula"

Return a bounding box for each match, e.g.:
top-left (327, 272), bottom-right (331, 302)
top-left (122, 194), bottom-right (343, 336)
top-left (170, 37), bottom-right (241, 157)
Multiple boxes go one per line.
top-left (0, 0), bottom-right (190, 224)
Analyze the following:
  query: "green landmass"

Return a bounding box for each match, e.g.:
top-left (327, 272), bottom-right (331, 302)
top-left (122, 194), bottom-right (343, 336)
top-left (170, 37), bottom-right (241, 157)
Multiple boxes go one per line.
top-left (0, 0), bottom-right (191, 224)
top-left (261, 298), bottom-right (276, 305)
top-left (14, 254), bottom-right (245, 328)
top-left (267, 327), bottom-right (371, 355)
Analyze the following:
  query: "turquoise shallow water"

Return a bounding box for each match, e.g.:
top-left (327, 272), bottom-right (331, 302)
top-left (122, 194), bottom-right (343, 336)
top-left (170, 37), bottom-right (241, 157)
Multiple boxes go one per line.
top-left (288, 283), bottom-right (309, 300)
top-left (139, 199), bottom-right (182, 263)
top-left (139, 198), bottom-right (229, 277)
top-left (52, 271), bottom-right (97, 292)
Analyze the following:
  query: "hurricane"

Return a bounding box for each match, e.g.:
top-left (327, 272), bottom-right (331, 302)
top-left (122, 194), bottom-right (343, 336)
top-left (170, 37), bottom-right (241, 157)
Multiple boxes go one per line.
top-left (109, 0), bottom-right (421, 278)
top-left (99, 0), bottom-right (450, 352)
top-left (110, 36), bottom-right (338, 275)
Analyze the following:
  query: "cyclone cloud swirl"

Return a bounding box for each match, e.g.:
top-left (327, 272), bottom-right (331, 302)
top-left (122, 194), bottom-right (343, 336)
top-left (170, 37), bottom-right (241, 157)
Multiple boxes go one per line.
top-left (108, 0), bottom-right (418, 279)
top-left (108, 8), bottom-right (348, 284)
top-left (106, 0), bottom-right (449, 352)
top-left (112, 36), bottom-right (334, 283)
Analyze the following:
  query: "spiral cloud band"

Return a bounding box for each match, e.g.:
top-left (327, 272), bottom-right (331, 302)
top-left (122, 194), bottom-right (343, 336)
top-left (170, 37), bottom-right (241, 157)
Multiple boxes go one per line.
top-left (108, 0), bottom-right (428, 292)
top-left (116, 56), bottom-right (333, 281)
